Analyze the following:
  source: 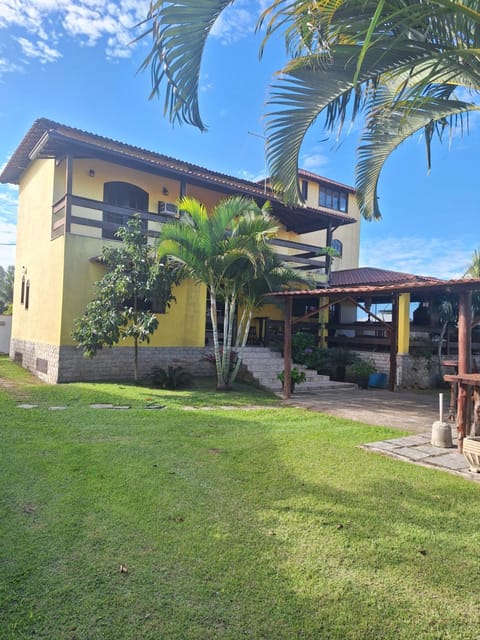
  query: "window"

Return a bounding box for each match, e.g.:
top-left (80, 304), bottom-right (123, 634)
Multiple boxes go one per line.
top-left (319, 186), bottom-right (348, 213)
top-left (103, 181), bottom-right (149, 240)
top-left (331, 239), bottom-right (343, 257)
top-left (301, 180), bottom-right (308, 201)
top-left (25, 280), bottom-right (30, 310)
top-left (21, 276), bottom-right (25, 304)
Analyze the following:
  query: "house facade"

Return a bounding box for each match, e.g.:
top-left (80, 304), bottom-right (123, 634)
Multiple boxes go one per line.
top-left (0, 119), bottom-right (360, 383)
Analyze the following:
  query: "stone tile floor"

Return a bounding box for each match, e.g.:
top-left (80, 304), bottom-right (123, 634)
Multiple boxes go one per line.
top-left (363, 431), bottom-right (480, 483)
top-left (282, 387), bottom-right (480, 483)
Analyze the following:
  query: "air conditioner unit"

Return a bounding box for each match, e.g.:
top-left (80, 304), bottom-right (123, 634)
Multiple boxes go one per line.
top-left (158, 201), bottom-right (179, 217)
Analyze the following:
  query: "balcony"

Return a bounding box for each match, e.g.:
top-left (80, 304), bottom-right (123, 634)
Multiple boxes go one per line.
top-left (51, 194), bottom-right (174, 241)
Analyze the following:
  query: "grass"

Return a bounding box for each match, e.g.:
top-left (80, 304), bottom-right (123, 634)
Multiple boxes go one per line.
top-left (1, 355), bottom-right (480, 639)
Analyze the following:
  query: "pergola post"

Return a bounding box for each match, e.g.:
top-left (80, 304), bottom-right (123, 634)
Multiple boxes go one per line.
top-left (397, 293), bottom-right (410, 354)
top-left (389, 295), bottom-right (399, 391)
top-left (283, 297), bottom-right (293, 399)
top-left (456, 290), bottom-right (472, 449)
top-left (318, 295), bottom-right (329, 348)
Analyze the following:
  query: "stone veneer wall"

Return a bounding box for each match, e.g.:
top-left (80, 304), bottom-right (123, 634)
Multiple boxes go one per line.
top-left (353, 350), bottom-right (440, 389)
top-left (11, 338), bottom-right (446, 388)
top-left (10, 339), bottom-right (213, 383)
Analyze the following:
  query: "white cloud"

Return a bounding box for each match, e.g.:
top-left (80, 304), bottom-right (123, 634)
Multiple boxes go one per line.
top-left (237, 168), bottom-right (266, 183)
top-left (16, 36), bottom-right (62, 63)
top-left (360, 235), bottom-right (476, 280)
top-left (200, 73), bottom-right (214, 93)
top-left (0, 56), bottom-right (23, 78)
top-left (300, 152), bottom-right (329, 171)
top-left (210, 1), bottom-right (259, 45)
top-left (0, 184), bottom-right (18, 267)
top-left (0, 224), bottom-right (16, 268)
top-left (0, 0), bottom-right (151, 65)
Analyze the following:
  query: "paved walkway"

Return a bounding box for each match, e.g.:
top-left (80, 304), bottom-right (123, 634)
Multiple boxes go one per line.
top-left (280, 386), bottom-right (480, 483)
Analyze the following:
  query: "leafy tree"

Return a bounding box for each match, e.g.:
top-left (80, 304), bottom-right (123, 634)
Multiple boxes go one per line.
top-left (140, 0), bottom-right (480, 219)
top-left (157, 195), bottom-right (310, 389)
top-left (72, 216), bottom-right (180, 383)
top-left (0, 265), bottom-right (14, 314)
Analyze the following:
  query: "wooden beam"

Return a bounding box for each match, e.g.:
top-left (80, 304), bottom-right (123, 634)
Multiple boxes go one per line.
top-left (458, 290), bottom-right (472, 375)
top-left (389, 294), bottom-right (398, 391)
top-left (456, 290), bottom-right (473, 449)
top-left (283, 297), bottom-right (293, 399)
top-left (269, 237), bottom-right (330, 255)
top-left (65, 154), bottom-right (73, 233)
top-left (280, 255), bottom-right (327, 268)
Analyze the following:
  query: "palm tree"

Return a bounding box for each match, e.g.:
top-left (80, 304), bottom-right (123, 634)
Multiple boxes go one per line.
top-left (140, 0), bottom-right (480, 219)
top-left (463, 248), bottom-right (480, 323)
top-left (464, 249), bottom-right (480, 278)
top-left (0, 265), bottom-right (14, 314)
top-left (157, 195), bottom-right (308, 389)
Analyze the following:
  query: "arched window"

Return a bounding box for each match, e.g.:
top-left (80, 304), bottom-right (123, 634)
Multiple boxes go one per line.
top-left (21, 276), bottom-right (25, 304)
top-left (103, 182), bottom-right (149, 240)
top-left (331, 239), bottom-right (343, 258)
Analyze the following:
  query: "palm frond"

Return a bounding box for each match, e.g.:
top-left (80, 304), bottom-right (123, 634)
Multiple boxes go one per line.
top-left (356, 94), bottom-right (480, 220)
top-left (138, 0), bottom-right (233, 129)
top-left (265, 41), bottom-right (435, 203)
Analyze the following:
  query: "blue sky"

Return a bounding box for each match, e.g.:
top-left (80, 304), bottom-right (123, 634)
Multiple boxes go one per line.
top-left (0, 0), bottom-right (479, 279)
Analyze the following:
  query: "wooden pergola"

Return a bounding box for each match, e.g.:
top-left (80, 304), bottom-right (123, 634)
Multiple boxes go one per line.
top-left (270, 277), bottom-right (480, 450)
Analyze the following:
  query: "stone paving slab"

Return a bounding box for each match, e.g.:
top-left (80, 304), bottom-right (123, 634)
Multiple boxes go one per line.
top-left (394, 446), bottom-right (431, 460)
top-left (362, 433), bottom-right (480, 483)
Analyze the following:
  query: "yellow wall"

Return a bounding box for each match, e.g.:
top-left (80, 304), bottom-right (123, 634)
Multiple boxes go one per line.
top-left (14, 154), bottom-right (361, 353)
top-left (12, 159), bottom-right (66, 346)
top-left (61, 235), bottom-right (207, 347)
top-left (301, 191), bottom-right (360, 272)
top-left (72, 159), bottom-right (183, 213)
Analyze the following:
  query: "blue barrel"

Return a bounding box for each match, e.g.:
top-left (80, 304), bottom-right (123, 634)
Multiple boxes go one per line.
top-left (368, 372), bottom-right (387, 388)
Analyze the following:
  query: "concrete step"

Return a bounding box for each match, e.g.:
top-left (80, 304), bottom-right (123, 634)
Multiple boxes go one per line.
top-left (238, 346), bottom-right (344, 392)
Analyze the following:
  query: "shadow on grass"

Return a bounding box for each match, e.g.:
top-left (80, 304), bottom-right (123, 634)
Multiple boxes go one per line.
top-left (2, 358), bottom-right (480, 638)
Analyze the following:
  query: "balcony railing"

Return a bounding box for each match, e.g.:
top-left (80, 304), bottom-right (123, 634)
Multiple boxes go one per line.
top-left (51, 194), bottom-right (177, 241)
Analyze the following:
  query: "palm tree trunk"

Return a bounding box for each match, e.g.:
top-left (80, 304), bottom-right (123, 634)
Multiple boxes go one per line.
top-left (223, 297), bottom-right (237, 387)
top-left (209, 288), bottom-right (227, 389)
top-left (230, 308), bottom-right (253, 384)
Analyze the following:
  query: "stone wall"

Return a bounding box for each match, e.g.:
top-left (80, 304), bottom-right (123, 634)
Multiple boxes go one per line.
top-left (10, 339), bottom-right (60, 383)
top-left (353, 350), bottom-right (439, 389)
top-left (10, 338), bottom-right (214, 383)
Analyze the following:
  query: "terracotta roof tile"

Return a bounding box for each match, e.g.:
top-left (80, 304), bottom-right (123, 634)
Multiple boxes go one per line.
top-left (0, 118), bottom-right (357, 235)
top-left (329, 267), bottom-right (439, 288)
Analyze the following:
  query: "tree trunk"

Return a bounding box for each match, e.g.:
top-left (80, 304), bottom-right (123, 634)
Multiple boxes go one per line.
top-left (209, 288), bottom-right (227, 389)
top-left (134, 336), bottom-right (138, 385)
top-left (230, 308), bottom-right (253, 384)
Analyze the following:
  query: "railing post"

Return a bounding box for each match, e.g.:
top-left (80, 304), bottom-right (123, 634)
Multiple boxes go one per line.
top-left (283, 297), bottom-right (292, 399)
top-left (65, 154), bottom-right (73, 233)
top-left (457, 290), bottom-right (472, 449)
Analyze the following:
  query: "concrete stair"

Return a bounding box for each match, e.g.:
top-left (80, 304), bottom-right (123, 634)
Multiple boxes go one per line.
top-left (239, 346), bottom-right (354, 392)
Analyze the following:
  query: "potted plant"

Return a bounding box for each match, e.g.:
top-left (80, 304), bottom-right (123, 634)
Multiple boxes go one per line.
top-left (277, 367), bottom-right (306, 393)
top-left (346, 358), bottom-right (377, 389)
top-left (327, 348), bottom-right (356, 382)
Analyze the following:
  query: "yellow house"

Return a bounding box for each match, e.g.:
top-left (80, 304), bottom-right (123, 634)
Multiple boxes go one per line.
top-left (0, 118), bottom-right (359, 382)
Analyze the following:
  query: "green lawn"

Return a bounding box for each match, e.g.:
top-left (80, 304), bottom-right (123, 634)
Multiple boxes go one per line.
top-left (1, 356), bottom-right (479, 639)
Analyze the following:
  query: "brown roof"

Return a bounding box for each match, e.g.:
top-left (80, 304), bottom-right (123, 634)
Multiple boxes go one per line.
top-left (269, 276), bottom-right (480, 299)
top-left (297, 169), bottom-right (356, 193)
top-left (329, 267), bottom-right (439, 288)
top-left (0, 118), bottom-right (357, 234)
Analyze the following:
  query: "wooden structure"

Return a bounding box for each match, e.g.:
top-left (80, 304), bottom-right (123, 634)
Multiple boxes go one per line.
top-left (270, 280), bottom-right (480, 443)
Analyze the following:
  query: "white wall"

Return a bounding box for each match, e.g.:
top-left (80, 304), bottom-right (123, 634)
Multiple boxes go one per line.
top-left (0, 315), bottom-right (12, 353)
